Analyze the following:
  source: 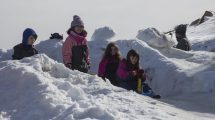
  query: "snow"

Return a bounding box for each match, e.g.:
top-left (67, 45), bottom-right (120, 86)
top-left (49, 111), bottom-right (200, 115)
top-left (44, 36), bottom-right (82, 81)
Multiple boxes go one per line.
top-left (0, 16), bottom-right (215, 120)
top-left (35, 39), bottom-right (64, 63)
top-left (0, 54), bottom-right (206, 120)
top-left (0, 49), bottom-right (13, 62)
top-left (137, 27), bottom-right (175, 48)
top-left (88, 27), bottom-right (116, 73)
top-left (187, 16), bottom-right (215, 51)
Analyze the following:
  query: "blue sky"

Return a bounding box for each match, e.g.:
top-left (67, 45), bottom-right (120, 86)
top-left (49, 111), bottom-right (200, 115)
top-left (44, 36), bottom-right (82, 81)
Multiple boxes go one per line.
top-left (0, 0), bottom-right (215, 49)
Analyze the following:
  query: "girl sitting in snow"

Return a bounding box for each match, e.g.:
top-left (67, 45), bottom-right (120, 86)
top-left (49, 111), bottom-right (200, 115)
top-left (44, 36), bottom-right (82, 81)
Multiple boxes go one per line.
top-left (98, 43), bottom-right (122, 86)
top-left (117, 49), bottom-right (160, 98)
top-left (117, 49), bottom-right (144, 91)
top-left (12, 28), bottom-right (38, 60)
top-left (62, 15), bottom-right (90, 73)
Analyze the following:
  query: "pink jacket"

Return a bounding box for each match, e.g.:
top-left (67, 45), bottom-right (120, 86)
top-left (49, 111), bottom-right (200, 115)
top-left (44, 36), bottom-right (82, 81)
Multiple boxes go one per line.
top-left (62, 31), bottom-right (90, 65)
top-left (98, 58), bottom-right (109, 77)
top-left (117, 59), bottom-right (132, 80)
top-left (117, 59), bottom-right (146, 81)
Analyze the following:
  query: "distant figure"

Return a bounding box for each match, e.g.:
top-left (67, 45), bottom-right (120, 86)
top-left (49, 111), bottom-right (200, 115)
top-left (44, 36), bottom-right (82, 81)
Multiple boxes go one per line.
top-left (98, 43), bottom-right (121, 86)
top-left (12, 28), bottom-right (38, 60)
top-left (175, 24), bottom-right (191, 51)
top-left (62, 15), bottom-right (90, 73)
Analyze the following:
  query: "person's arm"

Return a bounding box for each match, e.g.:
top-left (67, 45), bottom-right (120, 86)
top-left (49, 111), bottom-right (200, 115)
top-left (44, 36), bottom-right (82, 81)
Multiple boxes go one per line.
top-left (86, 45), bottom-right (90, 65)
top-left (62, 37), bottom-right (73, 68)
top-left (98, 59), bottom-right (107, 78)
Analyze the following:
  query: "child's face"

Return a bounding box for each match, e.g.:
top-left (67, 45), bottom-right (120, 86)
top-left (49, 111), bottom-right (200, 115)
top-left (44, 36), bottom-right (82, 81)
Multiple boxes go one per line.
top-left (27, 35), bottom-right (36, 45)
top-left (111, 46), bottom-right (118, 55)
top-left (74, 26), bottom-right (84, 34)
top-left (130, 56), bottom-right (138, 65)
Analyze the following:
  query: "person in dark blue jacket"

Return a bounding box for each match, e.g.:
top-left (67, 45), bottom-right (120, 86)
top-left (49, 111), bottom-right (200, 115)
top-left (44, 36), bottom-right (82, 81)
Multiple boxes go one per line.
top-left (12, 28), bottom-right (38, 60)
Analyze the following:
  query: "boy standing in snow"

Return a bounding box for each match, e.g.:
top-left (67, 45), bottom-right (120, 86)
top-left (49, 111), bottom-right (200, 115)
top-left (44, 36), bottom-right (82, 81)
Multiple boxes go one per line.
top-left (12, 28), bottom-right (38, 60)
top-left (98, 43), bottom-right (121, 86)
top-left (62, 15), bottom-right (90, 73)
top-left (175, 24), bottom-right (191, 51)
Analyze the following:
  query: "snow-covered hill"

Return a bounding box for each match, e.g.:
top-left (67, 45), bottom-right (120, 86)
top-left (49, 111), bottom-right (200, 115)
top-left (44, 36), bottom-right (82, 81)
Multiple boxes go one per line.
top-left (187, 15), bottom-right (215, 51)
top-left (0, 16), bottom-right (215, 120)
top-left (0, 54), bottom-right (206, 120)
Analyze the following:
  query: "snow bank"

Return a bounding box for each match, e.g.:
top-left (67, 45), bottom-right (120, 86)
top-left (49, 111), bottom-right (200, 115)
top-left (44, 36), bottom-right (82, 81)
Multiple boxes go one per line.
top-left (187, 16), bottom-right (215, 51)
top-left (137, 28), bottom-right (174, 48)
top-left (0, 49), bottom-right (13, 61)
top-left (0, 54), bottom-right (200, 120)
top-left (85, 26), bottom-right (214, 97)
top-left (91, 26), bottom-right (115, 42)
top-left (1, 26), bottom-right (215, 97)
top-left (35, 39), bottom-right (64, 63)
top-left (0, 112), bottom-right (10, 120)
top-left (0, 25), bottom-right (215, 119)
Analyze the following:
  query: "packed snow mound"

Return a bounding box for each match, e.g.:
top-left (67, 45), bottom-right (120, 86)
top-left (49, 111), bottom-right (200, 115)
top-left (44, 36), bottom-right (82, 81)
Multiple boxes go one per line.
top-left (1, 26), bottom-right (215, 97)
top-left (137, 28), bottom-right (174, 48)
top-left (88, 26), bottom-right (215, 96)
top-left (116, 39), bottom-right (215, 95)
top-left (187, 16), bottom-right (215, 51)
top-left (36, 39), bottom-right (64, 63)
top-left (0, 49), bottom-right (13, 61)
top-left (91, 26), bottom-right (115, 42)
top-left (0, 54), bottom-right (201, 120)
top-left (89, 27), bottom-right (116, 73)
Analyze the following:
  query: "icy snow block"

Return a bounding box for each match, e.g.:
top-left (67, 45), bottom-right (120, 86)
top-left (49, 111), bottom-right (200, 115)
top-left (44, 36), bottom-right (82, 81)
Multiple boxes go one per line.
top-left (0, 49), bottom-right (13, 62)
top-left (91, 27), bottom-right (115, 41)
top-left (137, 28), bottom-right (174, 48)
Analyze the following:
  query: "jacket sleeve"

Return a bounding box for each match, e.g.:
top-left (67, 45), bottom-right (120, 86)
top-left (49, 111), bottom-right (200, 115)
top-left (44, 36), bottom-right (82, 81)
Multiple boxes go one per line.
top-left (117, 60), bottom-right (132, 80)
top-left (86, 45), bottom-right (90, 65)
top-left (98, 59), bottom-right (107, 77)
top-left (12, 47), bottom-right (22, 60)
top-left (62, 37), bottom-right (73, 65)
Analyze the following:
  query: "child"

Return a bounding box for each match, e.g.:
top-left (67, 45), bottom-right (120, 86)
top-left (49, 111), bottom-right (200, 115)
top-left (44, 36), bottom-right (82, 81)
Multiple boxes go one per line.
top-left (98, 43), bottom-right (121, 86)
top-left (62, 15), bottom-right (90, 73)
top-left (174, 24), bottom-right (191, 51)
top-left (117, 49), bottom-right (160, 98)
top-left (12, 28), bottom-right (38, 60)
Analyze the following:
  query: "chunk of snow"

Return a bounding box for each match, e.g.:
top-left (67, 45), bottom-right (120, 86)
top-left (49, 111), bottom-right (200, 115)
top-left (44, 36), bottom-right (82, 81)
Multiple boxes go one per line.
top-left (137, 28), bottom-right (174, 48)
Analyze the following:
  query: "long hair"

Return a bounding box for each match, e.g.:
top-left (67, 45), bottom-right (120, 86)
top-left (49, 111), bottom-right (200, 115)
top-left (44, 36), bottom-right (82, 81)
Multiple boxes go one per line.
top-left (126, 49), bottom-right (140, 70)
top-left (103, 42), bottom-right (121, 61)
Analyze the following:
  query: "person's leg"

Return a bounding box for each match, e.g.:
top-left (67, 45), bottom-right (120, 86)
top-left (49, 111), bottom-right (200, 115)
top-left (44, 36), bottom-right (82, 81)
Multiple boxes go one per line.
top-left (142, 83), bottom-right (152, 93)
top-left (131, 79), bottom-right (138, 92)
top-left (109, 76), bottom-right (119, 86)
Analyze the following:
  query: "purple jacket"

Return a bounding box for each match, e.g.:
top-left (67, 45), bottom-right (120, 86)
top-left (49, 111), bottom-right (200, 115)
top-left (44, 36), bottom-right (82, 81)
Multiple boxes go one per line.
top-left (117, 59), bottom-right (132, 80)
